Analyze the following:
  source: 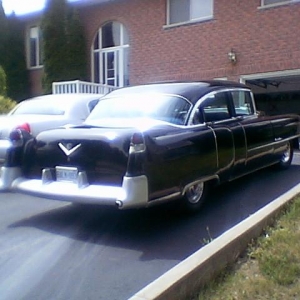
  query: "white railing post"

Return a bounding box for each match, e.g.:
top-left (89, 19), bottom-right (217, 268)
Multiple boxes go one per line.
top-left (76, 80), bottom-right (80, 93)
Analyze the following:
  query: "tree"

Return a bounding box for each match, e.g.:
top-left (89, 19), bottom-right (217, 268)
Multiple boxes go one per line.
top-left (0, 0), bottom-right (8, 67)
top-left (41, 0), bottom-right (68, 92)
top-left (0, 65), bottom-right (6, 96)
top-left (65, 7), bottom-right (87, 81)
top-left (5, 14), bottom-right (30, 100)
top-left (0, 2), bottom-right (29, 101)
top-left (41, 0), bottom-right (87, 93)
top-left (0, 65), bottom-right (17, 114)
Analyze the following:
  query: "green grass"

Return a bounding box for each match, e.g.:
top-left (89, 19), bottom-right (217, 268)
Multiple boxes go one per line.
top-left (194, 195), bottom-right (300, 300)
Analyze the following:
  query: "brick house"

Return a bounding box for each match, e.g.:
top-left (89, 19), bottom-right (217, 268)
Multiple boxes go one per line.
top-left (22, 0), bottom-right (300, 114)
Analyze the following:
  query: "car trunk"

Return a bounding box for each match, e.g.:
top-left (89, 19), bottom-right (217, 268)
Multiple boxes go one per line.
top-left (23, 127), bottom-right (133, 186)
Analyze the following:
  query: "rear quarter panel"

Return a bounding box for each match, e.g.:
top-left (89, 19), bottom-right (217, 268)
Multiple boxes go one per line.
top-left (144, 125), bottom-right (218, 200)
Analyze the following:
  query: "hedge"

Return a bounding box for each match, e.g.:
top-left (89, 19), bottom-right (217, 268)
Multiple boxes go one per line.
top-left (0, 65), bottom-right (6, 96)
top-left (0, 95), bottom-right (16, 114)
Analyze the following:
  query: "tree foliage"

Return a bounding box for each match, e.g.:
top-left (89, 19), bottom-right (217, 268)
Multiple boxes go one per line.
top-left (0, 63), bottom-right (17, 113)
top-left (41, 0), bottom-right (87, 93)
top-left (0, 65), bottom-right (6, 96)
top-left (5, 15), bottom-right (30, 100)
top-left (0, 1), bottom-right (29, 101)
top-left (0, 1), bottom-right (7, 59)
top-left (0, 95), bottom-right (16, 114)
top-left (65, 8), bottom-right (87, 81)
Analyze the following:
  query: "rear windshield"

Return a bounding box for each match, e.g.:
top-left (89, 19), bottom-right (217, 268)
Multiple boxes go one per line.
top-left (87, 94), bottom-right (191, 125)
top-left (10, 100), bottom-right (66, 115)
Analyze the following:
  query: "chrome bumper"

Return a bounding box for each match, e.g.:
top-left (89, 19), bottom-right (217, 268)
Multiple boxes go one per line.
top-left (0, 166), bottom-right (149, 209)
top-left (0, 139), bottom-right (10, 165)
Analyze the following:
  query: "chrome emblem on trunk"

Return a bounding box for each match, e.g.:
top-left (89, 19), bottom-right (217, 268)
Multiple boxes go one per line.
top-left (58, 143), bottom-right (81, 156)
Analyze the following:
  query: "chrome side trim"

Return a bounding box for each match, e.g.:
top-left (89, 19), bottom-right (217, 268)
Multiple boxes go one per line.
top-left (147, 192), bottom-right (182, 207)
top-left (208, 126), bottom-right (219, 168)
top-left (248, 136), bottom-right (299, 154)
top-left (147, 175), bottom-right (220, 208)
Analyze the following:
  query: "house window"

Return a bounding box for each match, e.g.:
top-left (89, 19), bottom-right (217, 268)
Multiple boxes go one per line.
top-left (92, 21), bottom-right (129, 88)
top-left (261, 0), bottom-right (299, 6)
top-left (28, 26), bottom-right (43, 68)
top-left (167, 0), bottom-right (213, 25)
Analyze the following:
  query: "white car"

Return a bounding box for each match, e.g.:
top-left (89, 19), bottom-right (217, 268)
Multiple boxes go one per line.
top-left (0, 93), bottom-right (103, 165)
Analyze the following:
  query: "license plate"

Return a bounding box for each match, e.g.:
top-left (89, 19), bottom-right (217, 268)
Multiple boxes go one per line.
top-left (56, 166), bottom-right (78, 183)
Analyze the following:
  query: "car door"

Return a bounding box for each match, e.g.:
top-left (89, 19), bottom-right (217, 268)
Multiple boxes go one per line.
top-left (198, 91), bottom-right (246, 182)
top-left (229, 89), bottom-right (274, 174)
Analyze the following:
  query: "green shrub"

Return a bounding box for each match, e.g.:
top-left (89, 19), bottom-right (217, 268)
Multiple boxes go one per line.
top-left (0, 95), bottom-right (16, 114)
top-left (0, 65), bottom-right (6, 96)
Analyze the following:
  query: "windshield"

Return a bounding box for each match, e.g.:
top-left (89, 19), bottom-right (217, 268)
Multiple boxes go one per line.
top-left (10, 99), bottom-right (66, 115)
top-left (87, 94), bottom-right (191, 125)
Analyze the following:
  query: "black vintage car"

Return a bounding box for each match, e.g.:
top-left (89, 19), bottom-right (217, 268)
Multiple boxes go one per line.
top-left (1, 81), bottom-right (300, 211)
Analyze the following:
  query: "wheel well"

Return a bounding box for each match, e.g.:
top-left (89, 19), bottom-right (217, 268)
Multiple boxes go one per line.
top-left (182, 176), bottom-right (219, 196)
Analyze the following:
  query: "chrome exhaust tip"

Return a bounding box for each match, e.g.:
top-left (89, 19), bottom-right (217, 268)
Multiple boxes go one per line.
top-left (115, 200), bottom-right (123, 208)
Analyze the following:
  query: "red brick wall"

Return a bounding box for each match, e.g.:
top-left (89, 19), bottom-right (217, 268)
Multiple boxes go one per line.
top-left (28, 68), bottom-right (43, 96)
top-left (25, 0), bottom-right (299, 94)
top-left (79, 0), bottom-right (300, 85)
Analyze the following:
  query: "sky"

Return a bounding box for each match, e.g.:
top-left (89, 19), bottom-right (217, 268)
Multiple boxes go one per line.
top-left (2, 0), bottom-right (46, 15)
top-left (2, 0), bottom-right (80, 16)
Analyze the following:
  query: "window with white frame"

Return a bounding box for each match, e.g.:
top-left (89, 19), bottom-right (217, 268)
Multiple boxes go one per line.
top-left (28, 26), bottom-right (43, 68)
top-left (261, 0), bottom-right (299, 6)
top-left (92, 21), bottom-right (129, 88)
top-left (167, 0), bottom-right (213, 25)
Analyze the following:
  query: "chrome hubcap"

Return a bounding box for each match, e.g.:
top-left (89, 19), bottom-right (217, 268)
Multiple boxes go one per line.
top-left (186, 182), bottom-right (204, 204)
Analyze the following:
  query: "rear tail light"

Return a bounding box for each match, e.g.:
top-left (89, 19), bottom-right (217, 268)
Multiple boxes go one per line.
top-left (129, 132), bottom-right (146, 154)
top-left (9, 129), bottom-right (24, 147)
top-left (15, 122), bottom-right (31, 133)
top-left (127, 132), bottom-right (146, 176)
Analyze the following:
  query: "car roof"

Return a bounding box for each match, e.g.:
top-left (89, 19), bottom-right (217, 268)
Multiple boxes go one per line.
top-left (8, 93), bottom-right (103, 117)
top-left (24, 93), bottom-right (103, 103)
top-left (104, 81), bottom-right (249, 104)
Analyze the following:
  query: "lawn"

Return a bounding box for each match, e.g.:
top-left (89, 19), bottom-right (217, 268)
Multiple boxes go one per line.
top-left (194, 195), bottom-right (300, 300)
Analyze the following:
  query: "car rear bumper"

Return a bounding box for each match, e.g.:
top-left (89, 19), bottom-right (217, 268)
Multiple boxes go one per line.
top-left (0, 140), bottom-right (10, 166)
top-left (0, 166), bottom-right (149, 209)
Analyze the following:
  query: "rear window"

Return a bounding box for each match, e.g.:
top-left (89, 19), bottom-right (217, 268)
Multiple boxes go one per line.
top-left (10, 100), bottom-right (65, 115)
top-left (87, 94), bottom-right (192, 125)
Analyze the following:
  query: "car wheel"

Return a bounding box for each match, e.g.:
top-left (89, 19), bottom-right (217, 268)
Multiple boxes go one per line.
top-left (181, 181), bottom-right (208, 212)
top-left (277, 141), bottom-right (293, 170)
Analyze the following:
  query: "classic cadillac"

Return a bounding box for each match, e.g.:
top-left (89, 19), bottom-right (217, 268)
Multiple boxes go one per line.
top-left (1, 81), bottom-right (300, 212)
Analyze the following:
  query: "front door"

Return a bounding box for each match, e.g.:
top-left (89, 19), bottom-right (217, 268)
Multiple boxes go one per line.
top-left (100, 48), bottom-right (129, 88)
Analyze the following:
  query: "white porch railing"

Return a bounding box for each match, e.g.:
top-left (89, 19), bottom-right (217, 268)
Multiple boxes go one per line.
top-left (52, 80), bottom-right (116, 95)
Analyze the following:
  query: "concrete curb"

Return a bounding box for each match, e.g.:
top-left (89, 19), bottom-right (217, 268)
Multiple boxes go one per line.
top-left (129, 183), bottom-right (300, 300)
